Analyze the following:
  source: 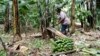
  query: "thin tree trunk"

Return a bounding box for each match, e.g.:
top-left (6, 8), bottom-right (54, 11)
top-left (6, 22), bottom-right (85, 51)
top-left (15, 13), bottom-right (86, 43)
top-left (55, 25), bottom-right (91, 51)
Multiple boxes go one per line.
top-left (40, 0), bottom-right (50, 38)
top-left (4, 3), bottom-right (10, 33)
top-left (52, 5), bottom-right (55, 28)
top-left (45, 0), bottom-right (54, 38)
top-left (83, 0), bottom-right (91, 31)
top-left (93, 0), bottom-right (96, 29)
top-left (90, 0), bottom-right (94, 28)
top-left (86, 0), bottom-right (96, 29)
top-left (37, 0), bottom-right (45, 38)
top-left (13, 0), bottom-right (22, 42)
top-left (70, 0), bottom-right (75, 34)
top-left (9, 1), bottom-right (13, 30)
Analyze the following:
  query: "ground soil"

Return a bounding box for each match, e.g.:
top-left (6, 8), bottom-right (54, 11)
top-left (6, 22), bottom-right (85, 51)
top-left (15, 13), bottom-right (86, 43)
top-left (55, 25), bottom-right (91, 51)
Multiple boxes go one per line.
top-left (0, 24), bottom-right (100, 56)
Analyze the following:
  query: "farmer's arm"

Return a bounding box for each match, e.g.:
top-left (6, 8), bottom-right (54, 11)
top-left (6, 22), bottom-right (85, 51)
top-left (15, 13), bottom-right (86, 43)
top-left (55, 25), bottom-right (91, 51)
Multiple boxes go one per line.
top-left (58, 18), bottom-right (64, 24)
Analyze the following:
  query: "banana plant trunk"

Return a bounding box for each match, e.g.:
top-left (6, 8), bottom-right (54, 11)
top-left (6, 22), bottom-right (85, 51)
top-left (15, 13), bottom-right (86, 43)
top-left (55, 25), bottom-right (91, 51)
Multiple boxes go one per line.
top-left (13, 0), bottom-right (22, 42)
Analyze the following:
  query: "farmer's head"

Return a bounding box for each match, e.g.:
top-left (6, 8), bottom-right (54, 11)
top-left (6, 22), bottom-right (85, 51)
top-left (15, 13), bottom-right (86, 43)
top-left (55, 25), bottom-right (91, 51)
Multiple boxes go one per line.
top-left (56, 8), bottom-right (61, 13)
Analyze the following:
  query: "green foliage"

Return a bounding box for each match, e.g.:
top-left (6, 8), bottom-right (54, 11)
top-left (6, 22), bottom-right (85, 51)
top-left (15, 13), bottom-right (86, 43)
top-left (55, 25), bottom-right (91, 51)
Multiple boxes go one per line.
top-left (75, 4), bottom-right (91, 21)
top-left (56, 0), bottom-right (63, 4)
top-left (18, 0), bottom-right (40, 28)
top-left (51, 38), bottom-right (74, 53)
top-left (0, 0), bottom-right (7, 22)
top-left (28, 0), bottom-right (37, 5)
top-left (0, 50), bottom-right (6, 56)
top-left (0, 0), bottom-right (98, 29)
top-left (97, 8), bottom-right (100, 26)
top-left (75, 5), bottom-right (92, 26)
top-left (82, 48), bottom-right (100, 56)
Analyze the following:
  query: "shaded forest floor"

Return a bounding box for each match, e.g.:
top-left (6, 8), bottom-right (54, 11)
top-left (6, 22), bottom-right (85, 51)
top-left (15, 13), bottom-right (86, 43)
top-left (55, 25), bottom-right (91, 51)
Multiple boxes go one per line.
top-left (0, 24), bottom-right (100, 56)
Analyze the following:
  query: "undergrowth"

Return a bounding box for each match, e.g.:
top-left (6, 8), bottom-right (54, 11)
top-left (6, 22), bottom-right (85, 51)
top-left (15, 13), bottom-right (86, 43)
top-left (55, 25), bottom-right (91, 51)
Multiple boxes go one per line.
top-left (0, 50), bottom-right (6, 56)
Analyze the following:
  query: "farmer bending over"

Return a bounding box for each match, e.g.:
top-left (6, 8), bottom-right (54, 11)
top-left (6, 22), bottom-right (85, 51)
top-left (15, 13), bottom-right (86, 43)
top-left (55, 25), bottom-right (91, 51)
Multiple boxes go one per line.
top-left (56, 8), bottom-right (70, 35)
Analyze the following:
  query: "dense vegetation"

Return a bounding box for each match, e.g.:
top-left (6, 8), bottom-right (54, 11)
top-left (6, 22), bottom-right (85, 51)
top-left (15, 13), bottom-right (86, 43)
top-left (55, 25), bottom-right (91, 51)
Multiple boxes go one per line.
top-left (0, 0), bottom-right (100, 56)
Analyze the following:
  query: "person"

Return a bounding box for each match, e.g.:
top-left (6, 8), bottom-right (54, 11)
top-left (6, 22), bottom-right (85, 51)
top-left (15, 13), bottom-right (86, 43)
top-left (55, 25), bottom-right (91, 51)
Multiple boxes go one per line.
top-left (56, 8), bottom-right (70, 35)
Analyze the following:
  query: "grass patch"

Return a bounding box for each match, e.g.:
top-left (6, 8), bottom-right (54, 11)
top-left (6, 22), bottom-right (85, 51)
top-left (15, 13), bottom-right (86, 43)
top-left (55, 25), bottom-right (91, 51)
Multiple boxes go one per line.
top-left (31, 38), bottom-right (45, 49)
top-left (28, 38), bottom-right (52, 50)
top-left (0, 50), bottom-right (6, 56)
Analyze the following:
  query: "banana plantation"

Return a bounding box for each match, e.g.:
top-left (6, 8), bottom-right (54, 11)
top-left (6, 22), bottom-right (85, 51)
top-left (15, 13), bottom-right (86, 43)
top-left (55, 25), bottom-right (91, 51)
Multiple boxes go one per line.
top-left (0, 0), bottom-right (100, 56)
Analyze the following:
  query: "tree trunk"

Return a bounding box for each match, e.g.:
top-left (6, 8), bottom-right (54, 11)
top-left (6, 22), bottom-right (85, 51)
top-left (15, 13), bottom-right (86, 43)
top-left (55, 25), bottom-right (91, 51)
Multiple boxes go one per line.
top-left (37, 0), bottom-right (46, 38)
top-left (90, 0), bottom-right (94, 28)
top-left (13, 0), bottom-right (22, 42)
top-left (80, 19), bottom-right (83, 28)
top-left (40, 0), bottom-right (51, 38)
top-left (86, 0), bottom-right (96, 29)
top-left (93, 0), bottom-right (96, 29)
top-left (70, 0), bottom-right (75, 34)
top-left (45, 0), bottom-right (54, 38)
top-left (4, 3), bottom-right (10, 33)
top-left (83, 0), bottom-right (91, 31)
top-left (37, 0), bottom-right (54, 38)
